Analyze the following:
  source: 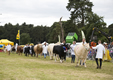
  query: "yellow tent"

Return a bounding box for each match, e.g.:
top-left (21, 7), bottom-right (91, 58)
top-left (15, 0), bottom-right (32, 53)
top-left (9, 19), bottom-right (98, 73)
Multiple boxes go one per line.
top-left (0, 39), bottom-right (14, 46)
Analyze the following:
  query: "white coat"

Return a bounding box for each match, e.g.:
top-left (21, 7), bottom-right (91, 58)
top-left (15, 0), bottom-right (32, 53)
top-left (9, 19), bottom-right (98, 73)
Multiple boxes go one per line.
top-left (70, 44), bottom-right (76, 55)
top-left (42, 45), bottom-right (48, 54)
top-left (6, 44), bottom-right (11, 51)
top-left (81, 41), bottom-right (86, 45)
top-left (92, 44), bottom-right (105, 59)
top-left (15, 43), bottom-right (18, 51)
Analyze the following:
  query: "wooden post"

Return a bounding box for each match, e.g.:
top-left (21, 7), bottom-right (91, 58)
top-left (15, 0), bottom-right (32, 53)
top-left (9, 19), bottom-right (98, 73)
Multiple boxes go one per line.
top-left (59, 17), bottom-right (64, 42)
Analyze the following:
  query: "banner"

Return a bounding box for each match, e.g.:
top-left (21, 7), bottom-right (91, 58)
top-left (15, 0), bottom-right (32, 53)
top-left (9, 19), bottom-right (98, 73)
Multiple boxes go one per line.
top-left (16, 30), bottom-right (20, 40)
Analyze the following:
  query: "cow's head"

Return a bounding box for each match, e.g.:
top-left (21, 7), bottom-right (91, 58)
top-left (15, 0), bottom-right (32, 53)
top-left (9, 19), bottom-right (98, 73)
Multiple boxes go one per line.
top-left (84, 43), bottom-right (90, 51)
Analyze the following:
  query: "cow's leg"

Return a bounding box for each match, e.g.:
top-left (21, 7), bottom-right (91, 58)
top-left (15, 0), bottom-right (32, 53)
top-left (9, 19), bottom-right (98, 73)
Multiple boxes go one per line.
top-left (84, 59), bottom-right (87, 67)
top-left (54, 54), bottom-right (57, 62)
top-left (28, 53), bottom-right (30, 57)
top-left (81, 59), bottom-right (84, 66)
top-left (49, 51), bottom-right (53, 60)
top-left (56, 54), bottom-right (59, 60)
top-left (49, 51), bottom-right (51, 59)
top-left (40, 53), bottom-right (43, 58)
top-left (18, 52), bottom-right (20, 55)
top-left (76, 56), bottom-right (79, 66)
top-left (31, 53), bottom-right (33, 57)
top-left (36, 53), bottom-right (38, 57)
top-left (51, 52), bottom-right (54, 60)
top-left (24, 52), bottom-right (25, 56)
top-left (33, 53), bottom-right (35, 57)
top-left (60, 56), bottom-right (63, 63)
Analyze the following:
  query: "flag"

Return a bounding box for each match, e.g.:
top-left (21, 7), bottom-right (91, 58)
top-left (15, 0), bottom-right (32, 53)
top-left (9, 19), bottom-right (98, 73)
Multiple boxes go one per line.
top-left (16, 30), bottom-right (20, 40)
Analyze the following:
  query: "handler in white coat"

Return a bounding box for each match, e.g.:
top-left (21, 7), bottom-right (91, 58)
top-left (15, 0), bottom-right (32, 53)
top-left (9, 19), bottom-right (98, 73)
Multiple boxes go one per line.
top-left (6, 43), bottom-right (12, 55)
top-left (42, 42), bottom-right (48, 58)
top-left (15, 43), bottom-right (18, 52)
top-left (92, 40), bottom-right (105, 69)
top-left (70, 41), bottom-right (76, 63)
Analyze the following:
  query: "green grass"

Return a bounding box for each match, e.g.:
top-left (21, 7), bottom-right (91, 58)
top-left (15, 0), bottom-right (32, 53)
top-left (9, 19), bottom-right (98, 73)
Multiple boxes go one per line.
top-left (0, 52), bottom-right (113, 80)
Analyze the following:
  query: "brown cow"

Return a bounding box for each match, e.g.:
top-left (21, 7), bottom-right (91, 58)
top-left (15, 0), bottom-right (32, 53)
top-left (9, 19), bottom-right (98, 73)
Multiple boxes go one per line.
top-left (34, 44), bottom-right (43, 57)
top-left (17, 46), bottom-right (23, 55)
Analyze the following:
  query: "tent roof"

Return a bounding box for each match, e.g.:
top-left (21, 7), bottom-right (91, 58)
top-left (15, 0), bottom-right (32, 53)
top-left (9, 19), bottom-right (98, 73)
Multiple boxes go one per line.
top-left (0, 39), bottom-right (13, 43)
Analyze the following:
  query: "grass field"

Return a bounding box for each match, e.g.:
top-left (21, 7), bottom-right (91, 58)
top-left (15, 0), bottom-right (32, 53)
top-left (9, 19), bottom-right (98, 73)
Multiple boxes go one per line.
top-left (0, 52), bottom-right (113, 80)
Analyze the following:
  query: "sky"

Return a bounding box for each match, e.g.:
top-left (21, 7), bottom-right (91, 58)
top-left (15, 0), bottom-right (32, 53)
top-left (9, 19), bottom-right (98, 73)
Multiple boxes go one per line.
top-left (0, 0), bottom-right (113, 27)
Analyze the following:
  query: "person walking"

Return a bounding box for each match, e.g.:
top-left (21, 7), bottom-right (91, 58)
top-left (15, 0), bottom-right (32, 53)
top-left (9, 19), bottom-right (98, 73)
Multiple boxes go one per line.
top-left (92, 40), bottom-right (105, 69)
top-left (70, 41), bottom-right (76, 63)
top-left (61, 40), bottom-right (68, 60)
top-left (42, 42), bottom-right (48, 58)
top-left (82, 38), bottom-right (86, 45)
top-left (15, 43), bottom-right (18, 53)
top-left (6, 43), bottom-right (12, 55)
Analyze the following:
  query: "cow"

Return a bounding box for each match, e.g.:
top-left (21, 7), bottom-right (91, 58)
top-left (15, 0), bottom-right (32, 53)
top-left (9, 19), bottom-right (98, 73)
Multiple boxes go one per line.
top-left (47, 42), bottom-right (60, 60)
top-left (11, 46), bottom-right (16, 53)
top-left (53, 45), bottom-right (66, 63)
top-left (74, 43), bottom-right (90, 67)
top-left (30, 45), bottom-right (35, 57)
top-left (24, 46), bottom-right (30, 56)
top-left (34, 44), bottom-right (43, 57)
top-left (17, 46), bottom-right (23, 55)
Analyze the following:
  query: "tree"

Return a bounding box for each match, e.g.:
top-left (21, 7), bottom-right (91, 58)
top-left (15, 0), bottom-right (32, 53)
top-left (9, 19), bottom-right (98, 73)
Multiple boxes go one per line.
top-left (108, 23), bottom-right (113, 36)
top-left (66, 0), bottom-right (93, 27)
top-left (48, 22), bottom-right (61, 43)
top-left (20, 33), bottom-right (31, 45)
top-left (84, 13), bottom-right (107, 42)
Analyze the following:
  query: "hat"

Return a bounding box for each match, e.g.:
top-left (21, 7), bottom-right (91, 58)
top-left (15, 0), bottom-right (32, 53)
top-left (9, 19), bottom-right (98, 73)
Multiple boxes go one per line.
top-left (103, 42), bottom-right (107, 44)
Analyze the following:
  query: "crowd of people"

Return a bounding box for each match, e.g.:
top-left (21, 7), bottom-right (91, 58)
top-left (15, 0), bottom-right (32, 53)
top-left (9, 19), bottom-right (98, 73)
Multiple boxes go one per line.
top-left (3, 39), bottom-right (113, 69)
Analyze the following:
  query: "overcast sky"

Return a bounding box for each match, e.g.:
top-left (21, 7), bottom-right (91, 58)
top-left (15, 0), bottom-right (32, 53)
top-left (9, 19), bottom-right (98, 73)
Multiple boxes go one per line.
top-left (0, 0), bottom-right (113, 27)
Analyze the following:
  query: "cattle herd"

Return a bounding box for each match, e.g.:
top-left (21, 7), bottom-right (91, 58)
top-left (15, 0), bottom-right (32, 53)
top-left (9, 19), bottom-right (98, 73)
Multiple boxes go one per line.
top-left (6, 42), bottom-right (90, 67)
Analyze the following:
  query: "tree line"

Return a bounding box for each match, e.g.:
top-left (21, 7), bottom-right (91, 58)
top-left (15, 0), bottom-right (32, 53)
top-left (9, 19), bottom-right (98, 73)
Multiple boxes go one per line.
top-left (0, 0), bottom-right (113, 45)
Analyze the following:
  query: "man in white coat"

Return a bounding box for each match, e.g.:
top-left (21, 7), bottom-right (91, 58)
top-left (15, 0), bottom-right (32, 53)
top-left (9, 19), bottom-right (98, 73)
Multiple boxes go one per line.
top-left (42, 42), bottom-right (48, 58)
top-left (82, 38), bottom-right (86, 45)
top-left (15, 43), bottom-right (18, 52)
top-left (6, 43), bottom-right (12, 55)
top-left (92, 40), bottom-right (105, 69)
top-left (70, 41), bottom-right (76, 63)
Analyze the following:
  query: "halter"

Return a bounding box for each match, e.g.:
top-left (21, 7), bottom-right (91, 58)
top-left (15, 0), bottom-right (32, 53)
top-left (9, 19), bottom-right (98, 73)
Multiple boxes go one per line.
top-left (83, 44), bottom-right (90, 51)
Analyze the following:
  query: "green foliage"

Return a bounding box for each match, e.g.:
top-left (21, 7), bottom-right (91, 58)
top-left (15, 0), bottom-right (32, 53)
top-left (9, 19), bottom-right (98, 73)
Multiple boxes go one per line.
top-left (66, 0), bottom-right (93, 27)
top-left (108, 24), bottom-right (113, 36)
top-left (48, 22), bottom-right (61, 43)
top-left (0, 22), bottom-right (50, 44)
top-left (108, 23), bottom-right (113, 42)
top-left (20, 33), bottom-right (31, 45)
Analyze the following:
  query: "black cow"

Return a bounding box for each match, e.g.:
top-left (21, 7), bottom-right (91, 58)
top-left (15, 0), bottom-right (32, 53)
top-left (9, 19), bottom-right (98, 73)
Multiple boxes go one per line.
top-left (11, 46), bottom-right (16, 53)
top-left (30, 46), bottom-right (35, 57)
top-left (53, 45), bottom-right (67, 63)
top-left (24, 46), bottom-right (30, 56)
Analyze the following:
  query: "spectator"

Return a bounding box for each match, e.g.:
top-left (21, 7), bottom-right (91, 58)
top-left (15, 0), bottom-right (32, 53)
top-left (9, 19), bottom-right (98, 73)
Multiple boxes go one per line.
top-left (70, 41), bottom-right (76, 63)
top-left (42, 42), bottom-right (48, 58)
top-left (6, 43), bottom-right (11, 55)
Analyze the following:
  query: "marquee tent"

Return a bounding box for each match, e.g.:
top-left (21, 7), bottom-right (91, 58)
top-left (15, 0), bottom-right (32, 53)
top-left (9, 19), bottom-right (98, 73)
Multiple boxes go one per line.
top-left (0, 39), bottom-right (14, 46)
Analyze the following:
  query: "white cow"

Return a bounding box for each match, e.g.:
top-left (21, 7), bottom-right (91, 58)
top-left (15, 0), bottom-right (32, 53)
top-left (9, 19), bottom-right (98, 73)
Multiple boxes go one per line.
top-left (74, 43), bottom-right (90, 67)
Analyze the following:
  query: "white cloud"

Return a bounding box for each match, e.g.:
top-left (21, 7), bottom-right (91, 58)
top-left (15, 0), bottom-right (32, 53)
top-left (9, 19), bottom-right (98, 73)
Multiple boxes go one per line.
top-left (0, 0), bottom-right (70, 26)
top-left (0, 0), bottom-right (113, 27)
top-left (90, 0), bottom-right (113, 26)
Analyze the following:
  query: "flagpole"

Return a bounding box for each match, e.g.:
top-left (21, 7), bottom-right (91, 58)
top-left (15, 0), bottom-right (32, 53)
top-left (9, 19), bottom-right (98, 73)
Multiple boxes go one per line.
top-left (16, 30), bottom-right (20, 45)
top-left (19, 30), bottom-right (20, 45)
